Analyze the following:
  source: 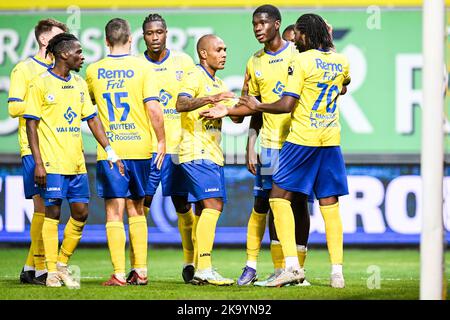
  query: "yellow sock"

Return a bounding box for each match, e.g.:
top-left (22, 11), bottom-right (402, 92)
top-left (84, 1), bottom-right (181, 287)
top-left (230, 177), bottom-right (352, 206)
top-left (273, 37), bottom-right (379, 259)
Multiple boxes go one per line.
top-left (192, 214), bottom-right (200, 268)
top-left (129, 207), bottom-right (149, 269)
top-left (106, 221), bottom-right (126, 275)
top-left (196, 208), bottom-right (220, 270)
top-left (320, 202), bottom-right (343, 265)
top-left (177, 208), bottom-right (194, 264)
top-left (246, 209), bottom-right (267, 263)
top-left (42, 218), bottom-right (59, 273)
top-left (297, 245), bottom-right (307, 268)
top-left (270, 241), bottom-right (284, 269)
top-left (24, 249), bottom-right (34, 268)
top-left (269, 198), bottom-right (297, 258)
top-left (129, 215), bottom-right (147, 269)
top-left (58, 217), bottom-right (86, 265)
top-left (31, 212), bottom-right (46, 271)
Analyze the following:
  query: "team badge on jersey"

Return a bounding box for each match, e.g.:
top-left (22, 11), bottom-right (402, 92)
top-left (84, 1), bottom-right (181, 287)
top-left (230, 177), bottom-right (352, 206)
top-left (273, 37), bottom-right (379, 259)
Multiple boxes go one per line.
top-left (175, 70), bottom-right (184, 81)
top-left (159, 89), bottom-right (172, 106)
top-left (80, 91), bottom-right (85, 103)
top-left (255, 70), bottom-right (262, 78)
top-left (46, 94), bottom-right (55, 103)
top-left (64, 106), bottom-right (77, 125)
top-left (272, 81), bottom-right (285, 97)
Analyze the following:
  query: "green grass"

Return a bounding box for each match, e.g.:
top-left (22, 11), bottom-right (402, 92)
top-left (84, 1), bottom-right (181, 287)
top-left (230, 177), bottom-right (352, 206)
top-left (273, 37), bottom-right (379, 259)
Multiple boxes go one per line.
top-left (0, 247), bottom-right (449, 300)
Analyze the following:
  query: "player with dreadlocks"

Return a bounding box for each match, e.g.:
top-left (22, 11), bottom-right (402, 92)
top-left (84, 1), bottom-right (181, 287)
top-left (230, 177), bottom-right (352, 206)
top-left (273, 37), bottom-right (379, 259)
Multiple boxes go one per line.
top-left (24, 33), bottom-right (124, 288)
top-left (237, 13), bottom-right (351, 288)
top-left (8, 19), bottom-right (67, 285)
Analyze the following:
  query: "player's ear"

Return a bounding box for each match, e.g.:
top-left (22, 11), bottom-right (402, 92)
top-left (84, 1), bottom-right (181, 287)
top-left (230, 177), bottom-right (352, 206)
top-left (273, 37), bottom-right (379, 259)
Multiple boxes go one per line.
top-left (200, 49), bottom-right (207, 60)
top-left (275, 20), bottom-right (281, 30)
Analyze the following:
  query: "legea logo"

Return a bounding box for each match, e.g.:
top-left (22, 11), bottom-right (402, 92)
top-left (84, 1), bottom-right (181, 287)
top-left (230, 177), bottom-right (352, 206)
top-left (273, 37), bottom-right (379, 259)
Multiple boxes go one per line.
top-left (64, 106), bottom-right (77, 125)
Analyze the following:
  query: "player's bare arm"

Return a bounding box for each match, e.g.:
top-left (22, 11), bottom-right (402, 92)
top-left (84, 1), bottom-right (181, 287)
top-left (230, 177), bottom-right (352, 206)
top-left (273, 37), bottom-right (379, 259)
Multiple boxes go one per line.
top-left (145, 100), bottom-right (166, 170)
top-left (176, 91), bottom-right (235, 113)
top-left (26, 119), bottom-right (46, 188)
top-left (246, 112), bottom-right (262, 175)
top-left (87, 116), bottom-right (125, 176)
top-left (239, 94), bottom-right (297, 114)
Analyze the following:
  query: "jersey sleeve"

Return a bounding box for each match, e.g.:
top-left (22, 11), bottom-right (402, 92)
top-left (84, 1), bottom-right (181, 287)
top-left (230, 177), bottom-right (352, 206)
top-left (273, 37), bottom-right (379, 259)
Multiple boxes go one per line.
top-left (246, 57), bottom-right (259, 97)
top-left (143, 67), bottom-right (160, 103)
top-left (342, 56), bottom-right (351, 86)
top-left (178, 68), bottom-right (201, 98)
top-left (7, 64), bottom-right (28, 117)
top-left (80, 78), bottom-right (97, 121)
top-left (282, 57), bottom-right (304, 100)
top-left (85, 64), bottom-right (96, 104)
top-left (23, 78), bottom-right (44, 120)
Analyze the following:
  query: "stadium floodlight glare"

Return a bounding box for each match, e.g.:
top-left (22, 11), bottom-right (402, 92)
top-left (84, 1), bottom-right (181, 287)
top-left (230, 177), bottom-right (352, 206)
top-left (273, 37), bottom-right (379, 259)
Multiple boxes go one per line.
top-left (420, 0), bottom-right (446, 300)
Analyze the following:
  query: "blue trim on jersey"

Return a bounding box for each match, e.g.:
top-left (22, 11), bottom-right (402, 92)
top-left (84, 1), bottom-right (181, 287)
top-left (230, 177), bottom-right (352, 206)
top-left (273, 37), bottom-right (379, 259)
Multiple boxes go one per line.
top-left (107, 54), bottom-right (130, 58)
top-left (178, 93), bottom-right (192, 98)
top-left (282, 92), bottom-right (300, 99)
top-left (8, 97), bottom-right (23, 102)
top-left (197, 64), bottom-right (215, 81)
top-left (316, 48), bottom-right (330, 52)
top-left (144, 49), bottom-right (170, 65)
top-left (143, 97), bottom-right (160, 103)
top-left (81, 112), bottom-right (97, 121)
top-left (23, 114), bottom-right (40, 120)
top-left (30, 56), bottom-right (52, 69)
top-left (48, 69), bottom-right (71, 82)
top-left (264, 41), bottom-right (289, 56)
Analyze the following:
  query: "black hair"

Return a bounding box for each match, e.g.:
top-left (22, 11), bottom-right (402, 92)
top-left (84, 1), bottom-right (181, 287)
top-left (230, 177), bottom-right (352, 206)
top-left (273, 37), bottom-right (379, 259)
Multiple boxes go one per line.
top-left (253, 4), bottom-right (281, 22)
top-left (46, 33), bottom-right (79, 58)
top-left (142, 13), bottom-right (167, 32)
top-left (295, 14), bottom-right (333, 51)
top-left (283, 24), bottom-right (295, 34)
top-left (105, 18), bottom-right (131, 46)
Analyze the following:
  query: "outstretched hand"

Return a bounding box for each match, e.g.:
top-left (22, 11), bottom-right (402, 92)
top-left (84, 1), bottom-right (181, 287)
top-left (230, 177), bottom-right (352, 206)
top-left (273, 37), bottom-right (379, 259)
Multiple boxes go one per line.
top-left (238, 95), bottom-right (260, 111)
top-left (199, 103), bottom-right (229, 119)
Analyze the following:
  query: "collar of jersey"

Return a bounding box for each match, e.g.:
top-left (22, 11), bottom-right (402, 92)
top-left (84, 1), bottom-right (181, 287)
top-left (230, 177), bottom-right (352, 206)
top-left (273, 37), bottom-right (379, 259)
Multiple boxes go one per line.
top-left (48, 69), bottom-right (72, 82)
top-left (144, 49), bottom-right (170, 65)
top-left (264, 40), bottom-right (289, 56)
top-left (31, 55), bottom-right (53, 69)
top-left (197, 63), bottom-right (215, 81)
top-left (107, 54), bottom-right (130, 58)
top-left (316, 48), bottom-right (331, 53)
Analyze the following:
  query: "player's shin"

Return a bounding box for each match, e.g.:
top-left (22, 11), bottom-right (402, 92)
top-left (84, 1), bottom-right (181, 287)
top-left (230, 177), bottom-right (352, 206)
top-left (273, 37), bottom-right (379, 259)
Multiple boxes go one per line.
top-left (42, 218), bottom-right (59, 273)
top-left (320, 202), bottom-right (343, 267)
top-left (196, 208), bottom-right (220, 270)
top-left (31, 212), bottom-right (46, 272)
top-left (177, 208), bottom-right (194, 264)
top-left (58, 217), bottom-right (86, 265)
top-left (106, 221), bottom-right (126, 278)
top-left (128, 215), bottom-right (148, 273)
top-left (246, 209), bottom-right (267, 268)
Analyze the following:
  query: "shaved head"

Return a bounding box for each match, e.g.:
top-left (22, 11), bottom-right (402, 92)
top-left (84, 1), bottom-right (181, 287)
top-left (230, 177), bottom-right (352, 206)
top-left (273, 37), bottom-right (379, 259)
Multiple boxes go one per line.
top-left (196, 34), bottom-right (221, 57)
top-left (196, 33), bottom-right (227, 73)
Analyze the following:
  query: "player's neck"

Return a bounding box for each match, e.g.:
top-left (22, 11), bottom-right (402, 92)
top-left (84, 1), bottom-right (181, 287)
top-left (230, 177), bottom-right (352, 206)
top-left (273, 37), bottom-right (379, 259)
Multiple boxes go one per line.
top-left (109, 46), bottom-right (130, 56)
top-left (199, 62), bottom-right (216, 78)
top-left (264, 35), bottom-right (285, 54)
top-left (51, 64), bottom-right (71, 79)
top-left (146, 47), bottom-right (168, 62)
top-left (36, 48), bottom-right (51, 64)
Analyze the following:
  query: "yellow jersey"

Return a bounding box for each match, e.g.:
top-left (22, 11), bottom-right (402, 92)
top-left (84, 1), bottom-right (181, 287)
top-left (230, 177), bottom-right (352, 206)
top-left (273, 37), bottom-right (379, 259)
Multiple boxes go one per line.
top-left (86, 54), bottom-right (159, 161)
top-left (178, 65), bottom-right (232, 166)
top-left (142, 49), bottom-right (195, 154)
top-left (24, 70), bottom-right (96, 175)
top-left (8, 55), bottom-right (53, 157)
top-left (246, 41), bottom-right (298, 149)
top-left (284, 49), bottom-right (351, 146)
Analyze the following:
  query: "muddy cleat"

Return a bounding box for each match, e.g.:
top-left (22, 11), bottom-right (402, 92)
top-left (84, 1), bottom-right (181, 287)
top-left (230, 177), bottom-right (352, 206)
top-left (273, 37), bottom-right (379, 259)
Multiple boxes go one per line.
top-left (20, 268), bottom-right (35, 284)
top-left (237, 266), bottom-right (258, 286)
top-left (330, 272), bottom-right (345, 288)
top-left (32, 273), bottom-right (48, 286)
top-left (102, 274), bottom-right (127, 286)
top-left (265, 268), bottom-right (303, 288)
top-left (192, 268), bottom-right (234, 286)
top-left (126, 270), bottom-right (148, 285)
top-left (182, 265), bottom-right (195, 284)
top-left (254, 269), bottom-right (283, 287)
top-left (57, 264), bottom-right (80, 289)
top-left (46, 272), bottom-right (62, 287)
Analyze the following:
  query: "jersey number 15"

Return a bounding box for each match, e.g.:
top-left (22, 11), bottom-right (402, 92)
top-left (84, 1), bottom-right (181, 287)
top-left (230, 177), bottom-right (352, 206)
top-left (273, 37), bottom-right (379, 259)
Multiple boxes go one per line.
top-left (102, 92), bottom-right (130, 122)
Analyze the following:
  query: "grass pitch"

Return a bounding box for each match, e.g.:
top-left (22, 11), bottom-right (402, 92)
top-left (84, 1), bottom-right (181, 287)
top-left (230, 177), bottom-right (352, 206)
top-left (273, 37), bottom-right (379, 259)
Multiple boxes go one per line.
top-left (0, 247), bottom-right (449, 300)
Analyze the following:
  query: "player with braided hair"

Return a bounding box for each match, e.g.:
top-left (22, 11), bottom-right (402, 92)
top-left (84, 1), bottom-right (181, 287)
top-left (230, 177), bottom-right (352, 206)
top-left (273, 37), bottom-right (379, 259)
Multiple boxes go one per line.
top-left (24, 32), bottom-right (124, 288)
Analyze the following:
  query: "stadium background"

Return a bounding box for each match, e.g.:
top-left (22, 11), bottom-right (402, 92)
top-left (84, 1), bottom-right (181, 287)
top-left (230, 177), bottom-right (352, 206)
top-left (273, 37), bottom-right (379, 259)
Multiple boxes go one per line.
top-left (0, 0), bottom-right (449, 245)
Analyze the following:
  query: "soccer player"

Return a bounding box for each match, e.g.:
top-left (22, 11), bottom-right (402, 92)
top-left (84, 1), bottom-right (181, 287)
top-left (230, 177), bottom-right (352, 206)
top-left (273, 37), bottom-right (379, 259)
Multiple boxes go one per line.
top-left (282, 24), bottom-right (295, 42)
top-left (86, 18), bottom-right (165, 286)
top-left (238, 13), bottom-right (351, 288)
top-left (201, 5), bottom-right (311, 287)
top-left (140, 13), bottom-right (196, 283)
top-left (175, 34), bottom-right (235, 286)
top-left (24, 33), bottom-right (124, 288)
top-left (8, 19), bottom-right (68, 285)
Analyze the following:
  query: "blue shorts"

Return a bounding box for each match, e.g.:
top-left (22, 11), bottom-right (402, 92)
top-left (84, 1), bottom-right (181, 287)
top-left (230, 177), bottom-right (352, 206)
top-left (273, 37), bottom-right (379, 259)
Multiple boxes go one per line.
top-left (22, 155), bottom-right (39, 199)
top-left (180, 159), bottom-right (227, 203)
top-left (273, 142), bottom-right (348, 199)
top-left (41, 174), bottom-right (90, 207)
top-left (253, 147), bottom-right (279, 198)
top-left (145, 154), bottom-right (189, 197)
top-left (97, 159), bottom-right (151, 199)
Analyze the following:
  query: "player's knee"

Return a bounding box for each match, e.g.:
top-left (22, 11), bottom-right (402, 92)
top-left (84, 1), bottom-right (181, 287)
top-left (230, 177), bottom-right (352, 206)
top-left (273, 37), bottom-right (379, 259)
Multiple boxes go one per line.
top-left (45, 206), bottom-right (61, 220)
top-left (144, 195), bottom-right (153, 208)
top-left (171, 196), bottom-right (191, 213)
top-left (202, 198), bottom-right (223, 212)
top-left (253, 197), bottom-right (270, 213)
top-left (318, 196), bottom-right (338, 206)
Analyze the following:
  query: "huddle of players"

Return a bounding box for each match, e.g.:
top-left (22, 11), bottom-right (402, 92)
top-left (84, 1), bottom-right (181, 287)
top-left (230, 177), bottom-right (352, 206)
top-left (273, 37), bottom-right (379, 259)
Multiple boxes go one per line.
top-left (8, 4), bottom-right (350, 288)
